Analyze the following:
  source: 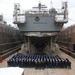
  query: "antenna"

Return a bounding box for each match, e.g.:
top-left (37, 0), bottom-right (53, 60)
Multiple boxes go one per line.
top-left (39, 0), bottom-right (41, 3)
top-left (50, 1), bottom-right (53, 8)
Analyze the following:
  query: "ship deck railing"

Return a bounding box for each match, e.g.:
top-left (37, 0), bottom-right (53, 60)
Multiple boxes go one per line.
top-left (25, 10), bottom-right (50, 15)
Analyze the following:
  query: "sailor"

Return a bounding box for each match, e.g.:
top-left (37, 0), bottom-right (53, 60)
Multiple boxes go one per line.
top-left (27, 57), bottom-right (29, 67)
top-left (63, 59), bottom-right (67, 68)
top-left (38, 58), bottom-right (40, 69)
top-left (15, 58), bottom-right (19, 67)
top-left (18, 58), bottom-right (22, 67)
top-left (25, 58), bottom-right (27, 67)
top-left (54, 57), bottom-right (56, 68)
top-left (45, 55), bottom-right (48, 68)
top-left (20, 58), bottom-right (23, 67)
top-left (56, 58), bottom-right (58, 68)
top-left (47, 57), bottom-right (50, 68)
top-left (7, 59), bottom-right (13, 67)
top-left (68, 60), bottom-right (71, 69)
top-left (22, 58), bottom-right (25, 67)
top-left (66, 58), bottom-right (71, 69)
top-left (11, 58), bottom-right (15, 67)
top-left (34, 56), bottom-right (36, 67)
top-left (45, 56), bottom-right (47, 68)
top-left (63, 59), bottom-right (66, 68)
top-left (23, 58), bottom-right (26, 67)
top-left (54, 57), bottom-right (58, 68)
top-left (41, 58), bottom-right (44, 69)
top-left (46, 58), bottom-right (49, 68)
top-left (31, 58), bottom-right (34, 67)
top-left (44, 57), bottom-right (46, 68)
top-left (61, 58), bottom-right (64, 68)
top-left (49, 58), bottom-right (52, 68)
top-left (52, 58), bottom-right (55, 68)
top-left (35, 58), bottom-right (38, 69)
top-left (29, 58), bottom-right (31, 67)
top-left (58, 59), bottom-right (61, 68)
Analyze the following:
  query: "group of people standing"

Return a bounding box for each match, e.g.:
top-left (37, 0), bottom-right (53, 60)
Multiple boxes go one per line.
top-left (7, 53), bottom-right (71, 69)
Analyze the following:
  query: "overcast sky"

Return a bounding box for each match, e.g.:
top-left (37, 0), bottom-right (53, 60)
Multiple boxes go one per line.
top-left (0, 0), bottom-right (75, 28)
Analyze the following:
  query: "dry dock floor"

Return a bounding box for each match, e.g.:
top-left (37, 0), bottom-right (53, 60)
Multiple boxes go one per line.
top-left (0, 50), bottom-right (75, 75)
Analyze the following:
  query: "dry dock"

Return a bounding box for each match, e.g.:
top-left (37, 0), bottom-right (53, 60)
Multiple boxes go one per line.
top-left (0, 50), bottom-right (75, 75)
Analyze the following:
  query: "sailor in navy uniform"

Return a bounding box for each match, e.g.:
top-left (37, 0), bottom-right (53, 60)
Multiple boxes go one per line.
top-left (35, 58), bottom-right (38, 68)
top-left (44, 57), bottom-right (46, 68)
top-left (12, 58), bottom-right (16, 67)
top-left (66, 58), bottom-right (71, 69)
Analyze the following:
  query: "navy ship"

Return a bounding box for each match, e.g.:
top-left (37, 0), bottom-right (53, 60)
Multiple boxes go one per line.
top-left (13, 2), bottom-right (68, 55)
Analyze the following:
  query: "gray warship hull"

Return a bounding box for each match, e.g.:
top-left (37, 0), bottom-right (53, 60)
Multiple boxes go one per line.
top-left (13, 2), bottom-right (68, 55)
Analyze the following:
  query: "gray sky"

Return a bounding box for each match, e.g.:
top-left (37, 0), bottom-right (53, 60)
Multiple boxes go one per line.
top-left (0, 0), bottom-right (75, 28)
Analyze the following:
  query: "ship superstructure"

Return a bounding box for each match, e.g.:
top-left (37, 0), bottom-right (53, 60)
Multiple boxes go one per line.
top-left (13, 2), bottom-right (68, 55)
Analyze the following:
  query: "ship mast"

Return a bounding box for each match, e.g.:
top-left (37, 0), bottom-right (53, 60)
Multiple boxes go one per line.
top-left (33, 2), bottom-right (47, 12)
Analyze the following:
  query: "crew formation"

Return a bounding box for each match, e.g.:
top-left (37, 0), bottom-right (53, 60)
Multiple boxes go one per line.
top-left (7, 54), bottom-right (71, 69)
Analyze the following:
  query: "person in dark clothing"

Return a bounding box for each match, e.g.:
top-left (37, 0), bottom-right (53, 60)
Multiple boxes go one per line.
top-left (44, 58), bottom-right (46, 68)
top-left (7, 59), bottom-right (13, 67)
top-left (52, 59), bottom-right (55, 68)
top-left (15, 59), bottom-right (19, 67)
top-left (29, 58), bottom-right (31, 68)
top-left (35, 59), bottom-right (38, 69)
top-left (31, 58), bottom-right (34, 68)
top-left (66, 58), bottom-right (71, 69)
top-left (18, 59), bottom-right (22, 67)
top-left (23, 59), bottom-right (26, 67)
top-left (61, 58), bottom-right (64, 68)
top-left (55, 59), bottom-right (58, 68)
top-left (25, 59), bottom-right (28, 67)
top-left (64, 59), bottom-right (67, 68)
top-left (12, 58), bottom-right (16, 67)
top-left (41, 58), bottom-right (44, 69)
top-left (58, 59), bottom-right (61, 68)
top-left (47, 58), bottom-right (49, 68)
top-left (38, 59), bottom-right (41, 69)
